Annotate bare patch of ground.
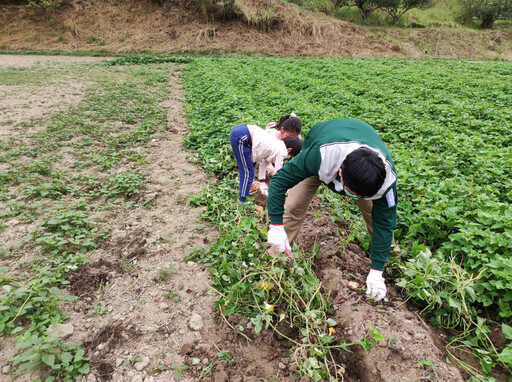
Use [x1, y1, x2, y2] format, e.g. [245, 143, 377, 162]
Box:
[0, 55, 105, 68]
[0, 82, 86, 129]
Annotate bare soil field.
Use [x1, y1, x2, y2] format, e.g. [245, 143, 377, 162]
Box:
[0, 55, 508, 382]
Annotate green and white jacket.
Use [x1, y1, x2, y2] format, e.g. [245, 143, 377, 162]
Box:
[268, 119, 397, 271]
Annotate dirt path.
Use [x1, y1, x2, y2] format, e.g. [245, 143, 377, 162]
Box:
[0, 55, 106, 68]
[0, 54, 480, 382]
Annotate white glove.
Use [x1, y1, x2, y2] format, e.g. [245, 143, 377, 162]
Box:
[260, 182, 268, 196]
[366, 269, 386, 301]
[267, 224, 291, 253]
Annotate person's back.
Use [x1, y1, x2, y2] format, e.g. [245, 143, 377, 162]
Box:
[249, 125, 288, 164]
[303, 119, 392, 161]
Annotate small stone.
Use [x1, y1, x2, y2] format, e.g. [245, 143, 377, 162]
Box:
[142, 325, 159, 333]
[131, 375, 144, 382]
[2, 365, 11, 374]
[278, 362, 286, 370]
[116, 358, 124, 367]
[189, 313, 204, 331]
[347, 281, 359, 289]
[214, 371, 229, 382]
[47, 323, 74, 339]
[159, 302, 169, 310]
[379, 340, 388, 347]
[202, 358, 209, 365]
[134, 356, 150, 371]
[87, 374, 97, 382]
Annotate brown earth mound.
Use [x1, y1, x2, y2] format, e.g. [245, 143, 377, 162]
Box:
[0, 0, 511, 60]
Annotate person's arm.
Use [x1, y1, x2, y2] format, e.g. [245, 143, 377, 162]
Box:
[369, 185, 397, 271]
[363, 185, 397, 301]
[266, 163, 276, 176]
[258, 159, 270, 181]
[268, 146, 321, 224]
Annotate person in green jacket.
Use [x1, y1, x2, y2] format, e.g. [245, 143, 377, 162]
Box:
[266, 119, 397, 301]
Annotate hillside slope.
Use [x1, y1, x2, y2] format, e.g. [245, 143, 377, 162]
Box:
[0, 0, 511, 60]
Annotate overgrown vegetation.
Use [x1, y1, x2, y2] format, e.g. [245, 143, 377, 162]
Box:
[181, 56, 511, 379]
[0, 61, 171, 379]
[15, 0, 512, 29]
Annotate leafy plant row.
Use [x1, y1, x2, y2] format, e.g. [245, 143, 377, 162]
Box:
[181, 56, 512, 378]
[186, 175, 386, 381]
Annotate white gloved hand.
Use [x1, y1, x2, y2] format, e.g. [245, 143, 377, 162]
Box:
[366, 269, 386, 301]
[260, 182, 268, 197]
[267, 224, 291, 253]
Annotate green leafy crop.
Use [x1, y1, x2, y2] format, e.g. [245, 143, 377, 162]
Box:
[182, 56, 512, 378]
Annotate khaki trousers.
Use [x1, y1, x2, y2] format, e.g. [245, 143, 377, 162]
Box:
[283, 176, 375, 242]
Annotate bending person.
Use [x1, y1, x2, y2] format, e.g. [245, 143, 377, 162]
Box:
[266, 118, 397, 301]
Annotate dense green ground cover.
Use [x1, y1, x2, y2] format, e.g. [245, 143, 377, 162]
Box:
[182, 56, 512, 377]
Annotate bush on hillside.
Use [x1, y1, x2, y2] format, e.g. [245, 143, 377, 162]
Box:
[26, 0, 64, 10]
[374, 0, 433, 25]
[459, 0, 512, 28]
[347, 0, 380, 22]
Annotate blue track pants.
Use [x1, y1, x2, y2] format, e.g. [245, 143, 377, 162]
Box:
[230, 124, 254, 203]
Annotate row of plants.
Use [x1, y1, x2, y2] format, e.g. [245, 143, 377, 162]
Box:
[181, 56, 511, 379]
[185, 175, 387, 380]
[0, 61, 172, 380]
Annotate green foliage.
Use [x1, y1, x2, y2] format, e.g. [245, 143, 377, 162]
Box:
[348, 0, 380, 22]
[182, 56, 512, 378]
[98, 171, 147, 199]
[186, 180, 382, 379]
[32, 204, 101, 255]
[396, 249, 480, 329]
[459, 0, 512, 28]
[375, 0, 434, 25]
[26, 0, 64, 11]
[155, 265, 177, 283]
[11, 333, 89, 382]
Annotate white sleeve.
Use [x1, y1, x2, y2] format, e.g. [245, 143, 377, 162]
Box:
[272, 154, 284, 175]
[259, 160, 270, 180]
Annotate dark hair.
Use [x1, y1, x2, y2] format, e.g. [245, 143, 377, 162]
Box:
[282, 136, 303, 157]
[273, 115, 302, 135]
[341, 147, 386, 197]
